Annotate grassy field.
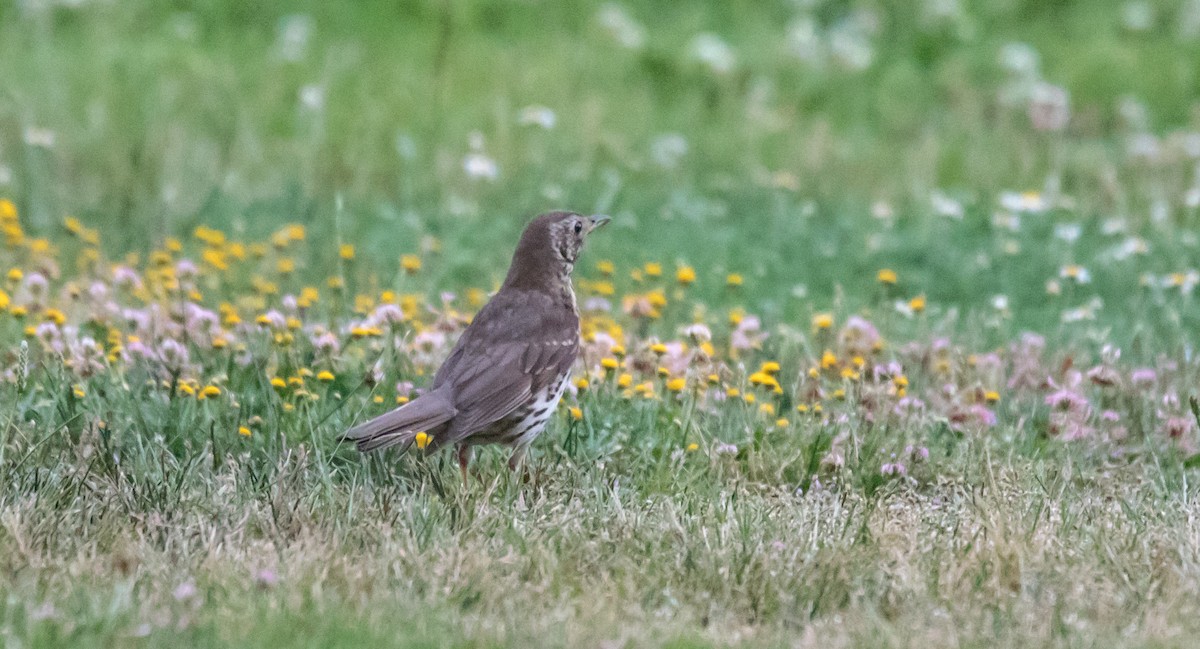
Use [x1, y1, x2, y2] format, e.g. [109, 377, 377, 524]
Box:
[3, 0, 1200, 646]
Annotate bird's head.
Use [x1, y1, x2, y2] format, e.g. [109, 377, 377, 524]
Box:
[504, 211, 610, 287]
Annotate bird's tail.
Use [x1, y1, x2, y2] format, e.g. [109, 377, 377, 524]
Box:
[340, 390, 457, 453]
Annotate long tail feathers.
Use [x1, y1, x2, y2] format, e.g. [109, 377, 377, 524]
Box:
[340, 390, 457, 453]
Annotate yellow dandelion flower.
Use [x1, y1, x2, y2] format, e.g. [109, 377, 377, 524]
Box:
[650, 342, 668, 355]
[238, 426, 251, 437]
[893, 375, 909, 388]
[178, 383, 196, 397]
[0, 289, 8, 310]
[575, 377, 590, 390]
[820, 350, 838, 369]
[657, 366, 670, 378]
[372, 395, 384, 404]
[596, 260, 615, 275]
[339, 244, 355, 260]
[759, 403, 775, 416]
[643, 262, 662, 277]
[832, 388, 846, 400]
[812, 313, 834, 330]
[317, 370, 335, 382]
[590, 280, 615, 296]
[984, 390, 1000, 403]
[707, 373, 720, 385]
[796, 404, 809, 413]
[277, 258, 296, 274]
[909, 295, 926, 313]
[7, 268, 23, 283]
[617, 373, 633, 388]
[743, 393, 756, 404]
[72, 385, 86, 399]
[212, 336, 228, 349]
[282, 403, 295, 412]
[686, 442, 700, 452]
[611, 344, 626, 357]
[43, 308, 66, 326]
[414, 431, 431, 449]
[328, 276, 345, 290]
[812, 404, 823, 413]
[877, 268, 898, 285]
[840, 367, 860, 381]
[568, 406, 583, 421]
[0, 199, 15, 221]
[666, 377, 687, 392]
[726, 273, 743, 287]
[270, 377, 287, 390]
[400, 254, 422, 273]
[760, 361, 781, 374]
[396, 395, 410, 405]
[726, 387, 740, 398]
[676, 266, 696, 285]
[775, 418, 789, 428]
[601, 357, 620, 370]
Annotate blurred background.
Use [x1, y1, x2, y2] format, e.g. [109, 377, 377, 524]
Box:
[1, 0, 1198, 337]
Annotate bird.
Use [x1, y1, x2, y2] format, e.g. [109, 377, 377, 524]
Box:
[340, 210, 610, 478]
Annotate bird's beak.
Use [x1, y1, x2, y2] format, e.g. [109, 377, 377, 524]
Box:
[589, 214, 612, 230]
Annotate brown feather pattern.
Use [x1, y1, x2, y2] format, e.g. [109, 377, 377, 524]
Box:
[340, 211, 606, 469]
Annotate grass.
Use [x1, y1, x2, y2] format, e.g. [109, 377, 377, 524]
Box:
[3, 0, 1200, 646]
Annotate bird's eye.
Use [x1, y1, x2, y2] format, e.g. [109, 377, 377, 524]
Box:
[573, 221, 583, 235]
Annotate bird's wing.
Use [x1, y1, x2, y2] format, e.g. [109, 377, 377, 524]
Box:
[425, 292, 579, 449]
[435, 341, 534, 444]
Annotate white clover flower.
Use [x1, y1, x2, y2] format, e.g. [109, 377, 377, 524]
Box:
[596, 4, 645, 50]
[690, 33, 736, 75]
[463, 153, 498, 181]
[517, 105, 557, 129]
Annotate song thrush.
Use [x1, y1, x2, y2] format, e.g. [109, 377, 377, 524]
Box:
[341, 211, 610, 476]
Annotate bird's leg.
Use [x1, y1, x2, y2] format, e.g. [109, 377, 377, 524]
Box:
[508, 445, 532, 483]
[457, 445, 474, 487]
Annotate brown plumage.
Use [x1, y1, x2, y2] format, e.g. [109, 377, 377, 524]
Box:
[340, 211, 609, 474]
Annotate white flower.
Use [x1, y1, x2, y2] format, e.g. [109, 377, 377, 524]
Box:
[930, 190, 964, 219]
[1053, 223, 1082, 243]
[1028, 82, 1069, 132]
[1121, 1, 1154, 31]
[1059, 265, 1091, 284]
[998, 42, 1040, 78]
[787, 17, 825, 65]
[999, 190, 1048, 214]
[650, 133, 688, 169]
[463, 153, 498, 181]
[829, 24, 873, 71]
[299, 84, 324, 111]
[596, 4, 645, 50]
[23, 127, 56, 148]
[690, 33, 736, 75]
[517, 105, 557, 129]
[275, 14, 314, 62]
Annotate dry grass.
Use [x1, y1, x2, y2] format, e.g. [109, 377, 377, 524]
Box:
[3, 438, 1199, 648]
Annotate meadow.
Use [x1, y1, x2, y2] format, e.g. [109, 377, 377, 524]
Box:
[2, 0, 1200, 646]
